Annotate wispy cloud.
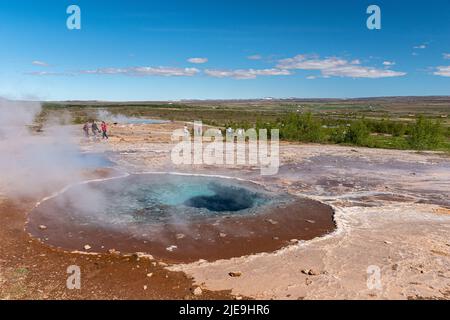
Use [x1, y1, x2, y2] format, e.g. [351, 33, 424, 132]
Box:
[247, 54, 262, 60]
[32, 60, 49, 67]
[382, 61, 396, 66]
[27, 66, 200, 77]
[443, 53, 450, 60]
[187, 57, 208, 64]
[413, 44, 427, 49]
[277, 55, 406, 78]
[25, 71, 72, 76]
[204, 68, 291, 79]
[433, 66, 450, 77]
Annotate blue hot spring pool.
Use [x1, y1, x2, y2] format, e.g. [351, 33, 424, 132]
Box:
[27, 173, 335, 262]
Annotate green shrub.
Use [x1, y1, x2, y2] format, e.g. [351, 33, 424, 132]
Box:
[344, 120, 370, 145]
[279, 112, 324, 142]
[329, 126, 347, 143]
[407, 115, 444, 150]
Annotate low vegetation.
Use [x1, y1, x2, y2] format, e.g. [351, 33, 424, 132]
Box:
[40, 99, 450, 152]
[223, 112, 449, 151]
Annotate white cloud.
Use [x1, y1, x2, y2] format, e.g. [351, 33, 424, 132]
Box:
[443, 53, 450, 60]
[25, 71, 72, 76]
[433, 66, 450, 77]
[81, 66, 200, 77]
[187, 57, 208, 64]
[204, 68, 291, 79]
[414, 44, 427, 49]
[27, 66, 200, 77]
[277, 55, 406, 78]
[32, 60, 49, 67]
[383, 61, 396, 66]
[247, 54, 262, 60]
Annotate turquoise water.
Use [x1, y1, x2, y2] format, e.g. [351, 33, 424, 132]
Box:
[58, 174, 289, 228]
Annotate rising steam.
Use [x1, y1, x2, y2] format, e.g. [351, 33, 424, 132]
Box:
[0, 98, 101, 199]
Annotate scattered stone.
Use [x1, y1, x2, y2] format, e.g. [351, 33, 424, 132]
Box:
[392, 264, 399, 271]
[38, 225, 47, 230]
[301, 269, 319, 276]
[305, 219, 315, 224]
[176, 233, 185, 239]
[384, 240, 392, 245]
[147, 273, 153, 278]
[133, 252, 154, 260]
[308, 269, 319, 276]
[305, 278, 312, 286]
[228, 271, 242, 277]
[265, 219, 278, 225]
[235, 296, 243, 300]
[219, 233, 227, 238]
[290, 239, 299, 243]
[166, 245, 177, 252]
[84, 245, 91, 250]
[143, 285, 147, 290]
[159, 262, 168, 267]
[192, 287, 203, 296]
[273, 236, 279, 240]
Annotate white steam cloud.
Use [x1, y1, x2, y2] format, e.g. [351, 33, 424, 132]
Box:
[0, 98, 103, 199]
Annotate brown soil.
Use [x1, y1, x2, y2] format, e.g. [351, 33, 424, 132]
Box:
[0, 199, 234, 300]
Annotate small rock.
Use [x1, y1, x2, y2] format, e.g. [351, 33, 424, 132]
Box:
[166, 245, 177, 252]
[290, 239, 299, 243]
[265, 219, 278, 225]
[305, 278, 312, 286]
[235, 296, 243, 300]
[192, 287, 203, 296]
[147, 273, 153, 278]
[301, 269, 319, 276]
[384, 240, 392, 245]
[84, 245, 91, 250]
[305, 219, 316, 224]
[143, 285, 147, 290]
[308, 269, 319, 276]
[219, 233, 227, 238]
[176, 233, 185, 239]
[228, 271, 242, 277]
[38, 225, 47, 230]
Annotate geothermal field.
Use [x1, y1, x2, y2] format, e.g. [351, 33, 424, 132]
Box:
[0, 98, 449, 300]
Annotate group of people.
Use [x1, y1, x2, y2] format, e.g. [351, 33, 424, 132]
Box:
[83, 121, 108, 140]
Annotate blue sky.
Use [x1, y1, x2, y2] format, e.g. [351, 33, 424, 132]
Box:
[0, 0, 449, 101]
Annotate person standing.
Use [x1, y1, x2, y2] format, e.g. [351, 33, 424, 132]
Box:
[101, 121, 109, 140]
[82, 122, 90, 138]
[91, 121, 99, 139]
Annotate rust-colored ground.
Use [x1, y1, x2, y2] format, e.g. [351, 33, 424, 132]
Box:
[0, 173, 237, 300]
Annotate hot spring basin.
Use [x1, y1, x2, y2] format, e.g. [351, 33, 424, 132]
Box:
[27, 174, 335, 262]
